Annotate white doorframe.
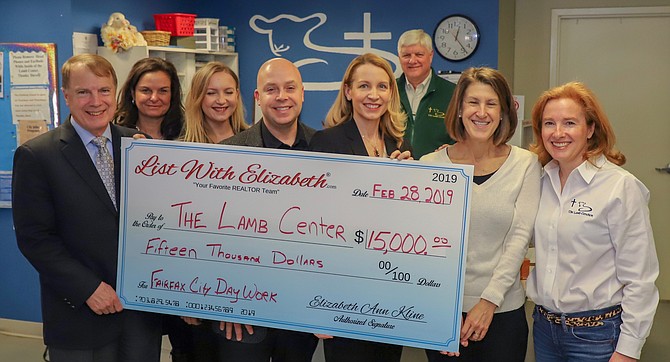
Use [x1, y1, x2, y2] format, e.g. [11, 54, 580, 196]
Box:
[550, 6, 670, 86]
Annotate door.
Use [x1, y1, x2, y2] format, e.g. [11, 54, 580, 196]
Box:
[551, 7, 670, 299]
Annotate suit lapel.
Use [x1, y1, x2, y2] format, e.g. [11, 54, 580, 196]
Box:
[60, 119, 117, 214]
[343, 120, 368, 156]
[249, 121, 265, 147]
[383, 135, 398, 155]
[111, 124, 125, 211]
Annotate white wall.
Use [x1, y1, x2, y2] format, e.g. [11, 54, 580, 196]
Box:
[513, 0, 670, 300]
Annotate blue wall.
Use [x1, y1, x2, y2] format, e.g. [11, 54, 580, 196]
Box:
[65, 0, 500, 128]
[225, 0, 499, 128]
[0, 0, 73, 174]
[0, 0, 73, 322]
[0, 0, 499, 322]
[0, 0, 199, 323]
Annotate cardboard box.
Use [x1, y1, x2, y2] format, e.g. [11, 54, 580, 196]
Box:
[170, 36, 195, 49]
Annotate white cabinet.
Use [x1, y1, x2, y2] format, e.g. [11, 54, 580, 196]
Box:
[97, 46, 238, 96]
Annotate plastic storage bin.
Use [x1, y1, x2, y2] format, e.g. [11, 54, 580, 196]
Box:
[195, 18, 220, 51]
[195, 18, 219, 28]
[154, 13, 196, 36]
[220, 26, 236, 52]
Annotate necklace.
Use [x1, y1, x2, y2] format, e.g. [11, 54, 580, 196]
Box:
[361, 134, 382, 157]
[135, 125, 163, 140]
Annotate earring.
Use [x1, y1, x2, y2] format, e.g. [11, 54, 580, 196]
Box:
[132, 99, 135, 105]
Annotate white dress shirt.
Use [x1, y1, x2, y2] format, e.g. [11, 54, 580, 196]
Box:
[404, 70, 432, 117]
[526, 155, 659, 359]
[70, 116, 114, 164]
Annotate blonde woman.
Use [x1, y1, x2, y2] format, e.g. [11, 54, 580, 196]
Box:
[309, 53, 410, 362]
[310, 53, 410, 160]
[181, 62, 248, 143]
[180, 61, 249, 361]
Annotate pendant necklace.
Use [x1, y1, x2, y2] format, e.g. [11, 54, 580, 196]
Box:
[136, 125, 162, 140]
[362, 134, 381, 157]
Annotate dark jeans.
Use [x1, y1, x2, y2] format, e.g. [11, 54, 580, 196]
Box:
[532, 305, 622, 362]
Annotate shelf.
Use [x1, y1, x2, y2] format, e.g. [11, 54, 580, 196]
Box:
[147, 46, 234, 56]
[98, 46, 238, 97]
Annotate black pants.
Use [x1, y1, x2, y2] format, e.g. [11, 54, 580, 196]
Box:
[323, 337, 403, 362]
[217, 328, 319, 362]
[425, 305, 528, 362]
[49, 310, 162, 362]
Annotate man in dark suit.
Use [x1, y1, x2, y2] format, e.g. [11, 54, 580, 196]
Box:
[12, 54, 162, 362]
[216, 58, 318, 362]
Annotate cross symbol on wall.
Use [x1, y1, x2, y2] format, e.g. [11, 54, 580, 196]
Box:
[344, 12, 391, 50]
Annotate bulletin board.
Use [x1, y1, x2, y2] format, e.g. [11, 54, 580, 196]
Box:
[0, 43, 59, 207]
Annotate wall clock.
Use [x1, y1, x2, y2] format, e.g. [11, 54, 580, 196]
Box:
[433, 15, 480, 61]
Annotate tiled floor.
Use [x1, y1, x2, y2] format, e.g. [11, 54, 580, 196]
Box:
[1, 301, 668, 361]
[0, 331, 46, 361]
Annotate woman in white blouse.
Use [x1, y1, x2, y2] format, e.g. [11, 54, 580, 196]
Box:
[421, 67, 541, 361]
[526, 81, 659, 362]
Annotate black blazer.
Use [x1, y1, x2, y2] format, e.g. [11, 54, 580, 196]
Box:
[12, 118, 139, 349]
[309, 118, 411, 156]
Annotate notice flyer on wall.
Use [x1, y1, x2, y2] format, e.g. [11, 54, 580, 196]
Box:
[10, 87, 50, 124]
[0, 171, 11, 208]
[9, 50, 48, 86]
[17, 119, 48, 146]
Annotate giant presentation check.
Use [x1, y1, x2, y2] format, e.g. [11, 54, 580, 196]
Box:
[118, 138, 473, 352]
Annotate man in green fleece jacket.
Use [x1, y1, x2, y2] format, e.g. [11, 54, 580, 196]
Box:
[397, 29, 456, 158]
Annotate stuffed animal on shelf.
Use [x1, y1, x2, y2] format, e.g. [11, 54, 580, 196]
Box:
[101, 12, 147, 52]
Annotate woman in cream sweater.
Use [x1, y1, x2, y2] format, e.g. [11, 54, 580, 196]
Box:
[421, 67, 540, 362]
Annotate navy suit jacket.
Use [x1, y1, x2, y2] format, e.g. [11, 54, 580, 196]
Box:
[12, 118, 139, 349]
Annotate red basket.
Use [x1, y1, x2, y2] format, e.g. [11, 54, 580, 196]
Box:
[153, 13, 196, 36]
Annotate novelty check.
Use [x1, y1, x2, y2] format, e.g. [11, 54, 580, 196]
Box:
[117, 138, 473, 352]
